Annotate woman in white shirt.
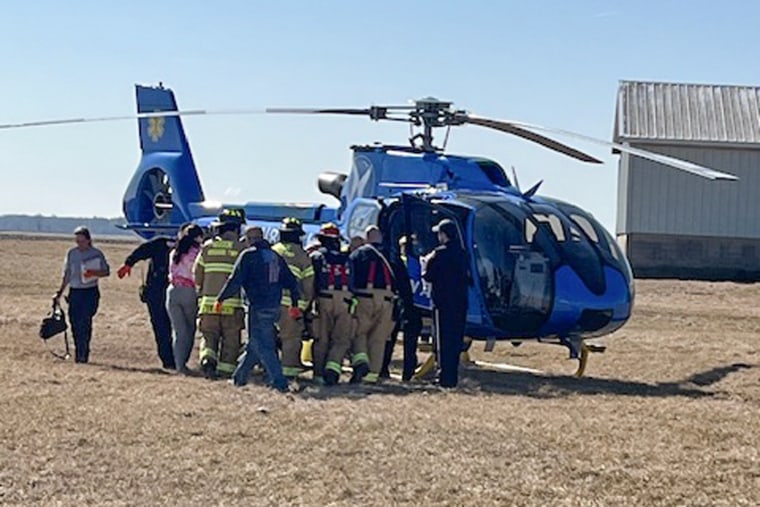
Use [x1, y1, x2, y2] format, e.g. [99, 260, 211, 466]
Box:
[54, 226, 110, 363]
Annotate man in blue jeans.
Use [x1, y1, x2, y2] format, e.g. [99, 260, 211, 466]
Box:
[216, 227, 302, 391]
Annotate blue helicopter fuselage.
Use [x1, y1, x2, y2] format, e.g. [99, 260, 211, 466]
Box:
[123, 84, 634, 344]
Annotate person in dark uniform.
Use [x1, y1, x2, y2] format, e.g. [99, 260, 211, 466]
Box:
[422, 219, 469, 388]
[116, 230, 183, 369]
[380, 236, 421, 381]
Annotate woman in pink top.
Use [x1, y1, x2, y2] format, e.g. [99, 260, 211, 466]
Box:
[167, 225, 204, 374]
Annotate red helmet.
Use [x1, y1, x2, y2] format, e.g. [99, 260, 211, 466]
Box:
[318, 223, 340, 238]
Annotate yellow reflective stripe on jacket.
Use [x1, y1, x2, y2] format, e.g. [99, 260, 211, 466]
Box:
[280, 294, 308, 310]
[301, 265, 315, 279]
[272, 243, 293, 257]
[199, 295, 244, 307]
[198, 295, 243, 314]
[288, 264, 303, 279]
[202, 262, 235, 274]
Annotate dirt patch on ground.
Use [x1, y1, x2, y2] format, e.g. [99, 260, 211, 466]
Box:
[0, 237, 757, 506]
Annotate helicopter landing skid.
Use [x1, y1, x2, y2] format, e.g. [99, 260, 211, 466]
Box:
[572, 341, 607, 378]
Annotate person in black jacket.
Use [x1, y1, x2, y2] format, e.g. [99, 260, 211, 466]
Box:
[117, 233, 180, 369]
[380, 235, 421, 381]
[422, 219, 469, 388]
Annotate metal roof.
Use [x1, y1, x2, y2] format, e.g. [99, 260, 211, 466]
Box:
[614, 80, 760, 146]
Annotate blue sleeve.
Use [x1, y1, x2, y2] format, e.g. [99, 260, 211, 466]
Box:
[218, 251, 247, 302]
[280, 255, 300, 304]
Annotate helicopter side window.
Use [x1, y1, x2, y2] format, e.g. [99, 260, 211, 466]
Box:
[407, 206, 445, 257]
[385, 200, 461, 261]
[471, 204, 522, 309]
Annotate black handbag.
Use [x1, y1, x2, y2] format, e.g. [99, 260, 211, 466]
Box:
[39, 300, 71, 359]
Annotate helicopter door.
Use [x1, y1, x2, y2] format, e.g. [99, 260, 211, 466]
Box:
[382, 194, 469, 311]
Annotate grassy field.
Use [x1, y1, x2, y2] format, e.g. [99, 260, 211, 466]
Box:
[0, 237, 758, 506]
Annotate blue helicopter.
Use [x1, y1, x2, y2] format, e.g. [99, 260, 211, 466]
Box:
[117, 84, 739, 376]
[4, 83, 735, 376]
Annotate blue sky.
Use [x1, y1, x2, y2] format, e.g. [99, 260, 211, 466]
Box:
[1, 0, 758, 231]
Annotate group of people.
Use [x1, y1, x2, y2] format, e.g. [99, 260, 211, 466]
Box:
[54, 208, 469, 391]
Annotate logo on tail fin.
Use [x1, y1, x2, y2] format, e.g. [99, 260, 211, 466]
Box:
[148, 117, 165, 142]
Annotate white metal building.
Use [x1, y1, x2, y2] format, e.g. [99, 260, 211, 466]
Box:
[614, 80, 760, 280]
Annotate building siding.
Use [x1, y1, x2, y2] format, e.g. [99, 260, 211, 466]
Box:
[619, 144, 760, 239]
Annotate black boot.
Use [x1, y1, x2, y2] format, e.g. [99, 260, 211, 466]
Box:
[201, 358, 218, 380]
[350, 363, 369, 384]
[324, 370, 339, 386]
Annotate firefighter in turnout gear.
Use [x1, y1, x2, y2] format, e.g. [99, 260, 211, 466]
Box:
[310, 223, 355, 385]
[348, 225, 398, 384]
[195, 208, 247, 378]
[271, 217, 314, 379]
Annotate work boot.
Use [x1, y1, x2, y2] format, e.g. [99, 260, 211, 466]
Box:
[349, 363, 369, 384]
[324, 370, 339, 386]
[201, 358, 218, 380]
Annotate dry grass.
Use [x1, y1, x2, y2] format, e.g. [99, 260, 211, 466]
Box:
[0, 237, 758, 506]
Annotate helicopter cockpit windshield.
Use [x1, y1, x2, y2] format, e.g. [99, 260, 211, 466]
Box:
[459, 195, 632, 336]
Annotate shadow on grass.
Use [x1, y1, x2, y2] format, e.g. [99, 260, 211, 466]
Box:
[90, 362, 175, 377]
[464, 368, 711, 399]
[298, 361, 757, 401]
[85, 360, 755, 401]
[684, 363, 754, 387]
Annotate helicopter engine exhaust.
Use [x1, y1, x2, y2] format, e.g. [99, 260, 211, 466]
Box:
[318, 172, 347, 200]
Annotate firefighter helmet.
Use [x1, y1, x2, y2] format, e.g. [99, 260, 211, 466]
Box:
[280, 217, 304, 234]
[318, 222, 340, 238]
[212, 208, 246, 227]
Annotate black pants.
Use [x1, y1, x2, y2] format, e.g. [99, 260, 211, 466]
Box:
[381, 309, 422, 380]
[434, 306, 466, 388]
[145, 285, 175, 369]
[68, 287, 100, 363]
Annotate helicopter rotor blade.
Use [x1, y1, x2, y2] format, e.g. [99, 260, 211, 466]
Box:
[463, 115, 603, 164]
[266, 107, 372, 115]
[267, 105, 416, 122]
[0, 108, 267, 131]
[500, 119, 739, 181]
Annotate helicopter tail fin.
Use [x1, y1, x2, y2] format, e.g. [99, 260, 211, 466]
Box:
[136, 83, 195, 154]
[122, 84, 206, 238]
